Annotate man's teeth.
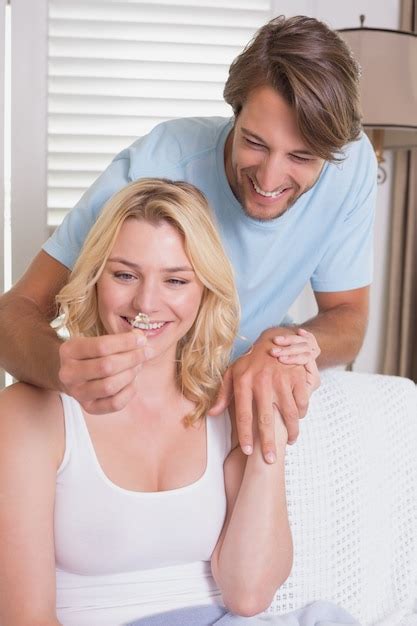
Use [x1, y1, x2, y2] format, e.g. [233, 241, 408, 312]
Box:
[130, 320, 165, 330]
[251, 179, 285, 198]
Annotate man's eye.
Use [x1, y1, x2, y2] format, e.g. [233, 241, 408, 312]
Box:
[292, 154, 312, 163]
[244, 137, 264, 149]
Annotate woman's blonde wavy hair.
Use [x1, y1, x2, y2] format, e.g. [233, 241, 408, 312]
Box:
[56, 178, 240, 425]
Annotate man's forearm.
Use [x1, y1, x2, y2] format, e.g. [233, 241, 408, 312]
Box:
[0, 292, 63, 389]
[299, 303, 367, 368]
[259, 304, 367, 369]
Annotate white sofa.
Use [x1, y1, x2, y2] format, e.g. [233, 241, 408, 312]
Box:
[267, 370, 417, 626]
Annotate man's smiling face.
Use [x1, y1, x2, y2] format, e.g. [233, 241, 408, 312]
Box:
[224, 85, 325, 221]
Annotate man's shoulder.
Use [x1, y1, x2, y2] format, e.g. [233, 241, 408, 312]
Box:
[343, 131, 376, 164]
[127, 116, 231, 176]
[319, 132, 377, 193]
[152, 115, 230, 140]
[333, 132, 377, 176]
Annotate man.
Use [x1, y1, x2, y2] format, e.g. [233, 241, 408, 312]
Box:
[0, 16, 376, 463]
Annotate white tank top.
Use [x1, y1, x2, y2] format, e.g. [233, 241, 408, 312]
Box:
[55, 393, 231, 626]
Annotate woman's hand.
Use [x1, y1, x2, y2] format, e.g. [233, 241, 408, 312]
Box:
[269, 327, 321, 395]
[269, 328, 321, 365]
[58, 331, 154, 413]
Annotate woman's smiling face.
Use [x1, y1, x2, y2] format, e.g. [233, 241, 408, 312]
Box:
[96, 218, 204, 362]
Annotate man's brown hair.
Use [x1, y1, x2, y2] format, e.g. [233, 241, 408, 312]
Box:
[223, 15, 362, 161]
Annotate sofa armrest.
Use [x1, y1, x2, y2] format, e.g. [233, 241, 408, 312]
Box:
[268, 370, 417, 626]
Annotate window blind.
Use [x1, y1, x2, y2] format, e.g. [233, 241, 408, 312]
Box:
[47, 0, 272, 228]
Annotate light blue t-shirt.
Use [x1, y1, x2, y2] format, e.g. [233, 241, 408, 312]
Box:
[43, 117, 377, 357]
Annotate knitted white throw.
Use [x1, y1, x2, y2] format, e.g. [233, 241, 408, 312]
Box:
[267, 371, 417, 626]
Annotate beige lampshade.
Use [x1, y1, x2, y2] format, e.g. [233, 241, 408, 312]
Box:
[339, 27, 417, 150]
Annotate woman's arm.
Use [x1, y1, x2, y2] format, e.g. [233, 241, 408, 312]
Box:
[211, 407, 292, 617]
[0, 383, 64, 626]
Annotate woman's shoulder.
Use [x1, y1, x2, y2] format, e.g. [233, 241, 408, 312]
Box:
[0, 383, 64, 465]
[0, 381, 61, 417]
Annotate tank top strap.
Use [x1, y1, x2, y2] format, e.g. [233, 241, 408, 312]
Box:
[57, 393, 98, 476]
[206, 410, 232, 467]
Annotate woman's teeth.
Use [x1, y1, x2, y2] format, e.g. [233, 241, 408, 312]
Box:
[126, 312, 165, 330]
[130, 319, 165, 330]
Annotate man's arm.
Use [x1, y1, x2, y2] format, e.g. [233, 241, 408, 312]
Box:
[304, 287, 369, 366]
[0, 251, 69, 388]
[271, 286, 369, 368]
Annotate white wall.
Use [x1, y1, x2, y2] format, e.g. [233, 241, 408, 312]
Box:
[10, 0, 48, 284]
[279, 0, 401, 373]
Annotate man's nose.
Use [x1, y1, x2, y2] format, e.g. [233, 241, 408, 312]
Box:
[256, 155, 288, 192]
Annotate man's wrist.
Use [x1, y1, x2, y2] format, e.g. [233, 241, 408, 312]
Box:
[257, 325, 298, 343]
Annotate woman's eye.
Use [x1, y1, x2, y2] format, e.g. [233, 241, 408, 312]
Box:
[167, 278, 187, 286]
[114, 272, 135, 281]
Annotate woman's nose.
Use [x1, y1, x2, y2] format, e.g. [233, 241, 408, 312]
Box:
[132, 280, 160, 315]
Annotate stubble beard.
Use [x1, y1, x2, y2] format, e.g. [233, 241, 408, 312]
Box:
[239, 173, 320, 222]
[240, 179, 301, 222]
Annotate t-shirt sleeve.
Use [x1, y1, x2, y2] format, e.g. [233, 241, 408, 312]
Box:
[310, 140, 377, 292]
[42, 153, 131, 270]
[42, 120, 184, 270]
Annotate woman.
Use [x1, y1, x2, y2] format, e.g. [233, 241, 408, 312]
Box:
[0, 179, 354, 626]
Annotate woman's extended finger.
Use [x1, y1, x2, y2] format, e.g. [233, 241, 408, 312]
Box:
[270, 342, 310, 357]
[297, 328, 321, 356]
[272, 335, 306, 346]
[278, 353, 311, 365]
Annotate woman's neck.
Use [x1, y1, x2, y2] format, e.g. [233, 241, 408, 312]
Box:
[130, 353, 186, 414]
